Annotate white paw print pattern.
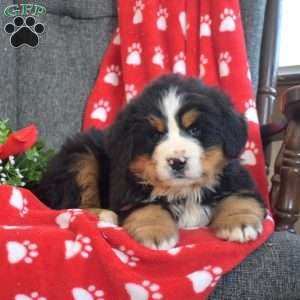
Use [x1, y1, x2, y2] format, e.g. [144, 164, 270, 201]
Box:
[7, 240, 38, 264]
[113, 27, 121, 45]
[125, 280, 163, 300]
[112, 245, 140, 267]
[245, 99, 259, 124]
[187, 265, 223, 294]
[179, 11, 189, 37]
[219, 8, 237, 32]
[55, 209, 83, 229]
[125, 84, 137, 102]
[90, 100, 111, 123]
[156, 7, 168, 31]
[72, 285, 105, 300]
[104, 65, 121, 86]
[240, 141, 259, 166]
[65, 234, 93, 259]
[199, 54, 208, 79]
[9, 187, 29, 217]
[173, 51, 186, 75]
[126, 43, 142, 66]
[133, 0, 144, 24]
[199, 15, 212, 37]
[218, 51, 232, 77]
[15, 291, 47, 300]
[152, 46, 164, 68]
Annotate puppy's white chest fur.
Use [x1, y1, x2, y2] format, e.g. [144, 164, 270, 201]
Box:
[177, 200, 212, 228]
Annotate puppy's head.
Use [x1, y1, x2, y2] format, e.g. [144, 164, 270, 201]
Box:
[113, 74, 247, 200]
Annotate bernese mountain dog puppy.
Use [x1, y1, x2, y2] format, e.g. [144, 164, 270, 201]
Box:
[36, 74, 265, 250]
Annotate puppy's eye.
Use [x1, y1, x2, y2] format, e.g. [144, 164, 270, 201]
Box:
[188, 126, 201, 137]
[153, 131, 163, 140]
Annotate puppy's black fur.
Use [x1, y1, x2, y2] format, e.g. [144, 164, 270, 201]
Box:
[36, 74, 264, 227]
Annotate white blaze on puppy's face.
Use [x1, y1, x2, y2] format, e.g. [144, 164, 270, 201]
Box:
[153, 88, 204, 185]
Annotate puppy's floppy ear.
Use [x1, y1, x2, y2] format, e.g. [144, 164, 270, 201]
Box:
[222, 109, 248, 159]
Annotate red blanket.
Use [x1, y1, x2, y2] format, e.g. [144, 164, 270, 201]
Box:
[0, 185, 273, 299]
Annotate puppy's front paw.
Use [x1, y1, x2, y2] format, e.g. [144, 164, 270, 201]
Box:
[211, 215, 263, 242]
[128, 224, 178, 250]
[210, 194, 265, 243]
[123, 205, 178, 250]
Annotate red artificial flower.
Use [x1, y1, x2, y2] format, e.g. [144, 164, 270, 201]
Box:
[0, 124, 38, 160]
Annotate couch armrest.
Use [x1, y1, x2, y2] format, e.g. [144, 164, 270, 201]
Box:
[270, 85, 300, 231]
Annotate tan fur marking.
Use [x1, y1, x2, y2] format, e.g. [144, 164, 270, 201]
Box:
[73, 153, 100, 208]
[182, 110, 200, 128]
[123, 205, 178, 248]
[201, 147, 227, 185]
[210, 195, 265, 240]
[148, 114, 165, 133]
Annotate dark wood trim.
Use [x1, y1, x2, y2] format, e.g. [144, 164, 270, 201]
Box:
[257, 0, 283, 125]
[256, 0, 283, 171]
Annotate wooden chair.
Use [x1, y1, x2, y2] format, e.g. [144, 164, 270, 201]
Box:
[257, 0, 300, 232]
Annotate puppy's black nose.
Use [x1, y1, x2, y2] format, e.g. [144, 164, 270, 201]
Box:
[167, 158, 187, 172]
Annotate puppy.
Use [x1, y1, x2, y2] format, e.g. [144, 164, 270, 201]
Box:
[36, 74, 265, 250]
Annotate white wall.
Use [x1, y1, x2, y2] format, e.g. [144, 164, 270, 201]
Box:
[279, 0, 300, 67]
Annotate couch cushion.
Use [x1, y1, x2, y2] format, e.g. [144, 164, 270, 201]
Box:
[240, 0, 267, 94]
[16, 13, 117, 148]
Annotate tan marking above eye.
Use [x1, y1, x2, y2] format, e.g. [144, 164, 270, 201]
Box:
[182, 110, 200, 128]
[148, 114, 166, 133]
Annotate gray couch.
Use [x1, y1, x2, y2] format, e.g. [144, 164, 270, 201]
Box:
[1, 1, 300, 299]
